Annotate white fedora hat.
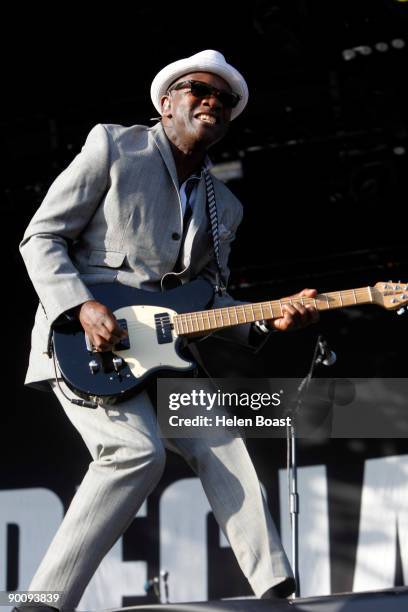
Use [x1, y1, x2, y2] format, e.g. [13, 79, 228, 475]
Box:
[150, 49, 249, 121]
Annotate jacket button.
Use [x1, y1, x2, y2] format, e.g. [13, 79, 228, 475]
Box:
[172, 232, 181, 240]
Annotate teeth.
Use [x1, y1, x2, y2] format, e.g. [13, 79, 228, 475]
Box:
[197, 114, 216, 124]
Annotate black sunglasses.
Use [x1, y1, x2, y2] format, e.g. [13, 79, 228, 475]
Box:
[168, 79, 240, 109]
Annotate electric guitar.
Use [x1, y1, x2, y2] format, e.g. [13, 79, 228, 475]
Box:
[52, 279, 408, 402]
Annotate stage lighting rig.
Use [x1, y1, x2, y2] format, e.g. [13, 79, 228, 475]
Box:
[342, 38, 405, 61]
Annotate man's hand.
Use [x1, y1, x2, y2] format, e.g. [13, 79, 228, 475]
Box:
[78, 300, 128, 351]
[270, 288, 319, 332]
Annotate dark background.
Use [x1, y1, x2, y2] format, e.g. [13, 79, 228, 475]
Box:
[3, 0, 408, 603]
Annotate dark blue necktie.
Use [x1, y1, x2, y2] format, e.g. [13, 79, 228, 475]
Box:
[173, 178, 197, 272]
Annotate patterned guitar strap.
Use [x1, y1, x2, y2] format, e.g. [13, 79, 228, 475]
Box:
[202, 167, 226, 296]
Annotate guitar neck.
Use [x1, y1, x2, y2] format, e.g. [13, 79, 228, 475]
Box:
[173, 286, 375, 336]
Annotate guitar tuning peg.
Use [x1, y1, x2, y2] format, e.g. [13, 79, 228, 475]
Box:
[397, 307, 406, 316]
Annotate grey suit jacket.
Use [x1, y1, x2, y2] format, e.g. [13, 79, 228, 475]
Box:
[20, 122, 247, 389]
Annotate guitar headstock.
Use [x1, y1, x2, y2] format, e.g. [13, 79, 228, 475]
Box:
[373, 281, 408, 312]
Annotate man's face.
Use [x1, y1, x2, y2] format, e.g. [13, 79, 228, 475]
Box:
[161, 72, 233, 149]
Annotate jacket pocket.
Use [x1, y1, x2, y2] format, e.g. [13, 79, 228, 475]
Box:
[88, 250, 126, 268]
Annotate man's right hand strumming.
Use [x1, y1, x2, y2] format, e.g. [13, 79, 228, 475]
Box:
[78, 300, 128, 351]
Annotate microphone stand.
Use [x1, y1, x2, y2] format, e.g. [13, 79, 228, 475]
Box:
[144, 570, 169, 603]
[287, 334, 335, 598]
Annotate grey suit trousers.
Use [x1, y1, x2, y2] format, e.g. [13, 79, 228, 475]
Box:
[28, 383, 293, 609]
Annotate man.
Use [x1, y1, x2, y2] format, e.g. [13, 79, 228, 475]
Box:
[19, 50, 318, 609]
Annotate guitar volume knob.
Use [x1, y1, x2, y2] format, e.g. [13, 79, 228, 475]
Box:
[112, 356, 124, 371]
[89, 359, 100, 374]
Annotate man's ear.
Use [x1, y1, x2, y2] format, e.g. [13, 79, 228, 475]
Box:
[160, 95, 172, 117]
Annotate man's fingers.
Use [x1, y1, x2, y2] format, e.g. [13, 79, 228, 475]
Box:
[281, 302, 318, 330]
[274, 288, 320, 332]
[101, 324, 125, 345]
[102, 316, 128, 340]
[87, 333, 114, 352]
[281, 305, 298, 330]
[89, 321, 115, 344]
[79, 302, 126, 339]
[86, 320, 126, 351]
[298, 288, 318, 298]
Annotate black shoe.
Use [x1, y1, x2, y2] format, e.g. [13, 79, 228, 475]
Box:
[260, 577, 296, 599]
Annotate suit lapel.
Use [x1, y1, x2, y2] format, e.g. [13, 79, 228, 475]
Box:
[150, 123, 179, 193]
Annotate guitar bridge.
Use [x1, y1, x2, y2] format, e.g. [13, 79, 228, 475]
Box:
[155, 312, 172, 344]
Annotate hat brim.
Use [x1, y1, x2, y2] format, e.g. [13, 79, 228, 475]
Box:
[150, 56, 248, 121]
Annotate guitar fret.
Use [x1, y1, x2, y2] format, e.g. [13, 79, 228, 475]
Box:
[242, 305, 248, 323]
[218, 309, 223, 326]
[192, 313, 199, 332]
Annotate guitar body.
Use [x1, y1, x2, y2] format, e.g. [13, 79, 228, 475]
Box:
[52, 279, 214, 402]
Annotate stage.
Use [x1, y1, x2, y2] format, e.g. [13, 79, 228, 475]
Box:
[104, 586, 408, 611]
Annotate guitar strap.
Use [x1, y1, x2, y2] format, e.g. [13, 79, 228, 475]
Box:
[202, 168, 226, 296]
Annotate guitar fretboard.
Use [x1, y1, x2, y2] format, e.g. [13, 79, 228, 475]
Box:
[173, 286, 374, 336]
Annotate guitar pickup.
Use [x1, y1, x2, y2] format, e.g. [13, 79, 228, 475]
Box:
[155, 312, 172, 344]
[114, 319, 130, 350]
